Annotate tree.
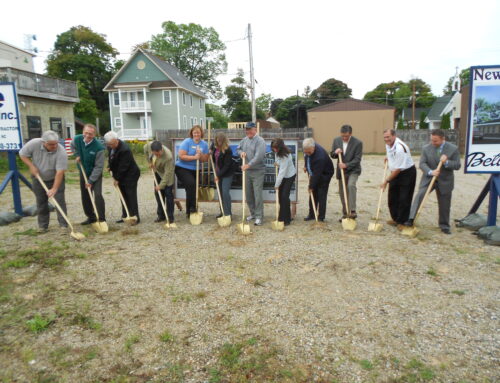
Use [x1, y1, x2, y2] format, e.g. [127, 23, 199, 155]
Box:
[222, 69, 265, 122]
[441, 113, 451, 130]
[150, 21, 227, 99]
[74, 82, 98, 123]
[46, 26, 119, 113]
[363, 81, 404, 106]
[205, 104, 229, 130]
[274, 96, 317, 129]
[270, 98, 284, 117]
[310, 78, 352, 104]
[443, 68, 470, 94]
[256, 93, 272, 116]
[397, 116, 406, 130]
[419, 111, 429, 130]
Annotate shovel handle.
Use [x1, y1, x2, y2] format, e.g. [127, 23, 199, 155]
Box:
[195, 155, 200, 211]
[414, 161, 444, 223]
[209, 156, 225, 216]
[241, 156, 246, 224]
[35, 174, 75, 232]
[152, 169, 171, 225]
[374, 161, 389, 221]
[307, 174, 319, 222]
[275, 165, 280, 220]
[110, 171, 131, 218]
[78, 162, 100, 221]
[338, 153, 350, 213]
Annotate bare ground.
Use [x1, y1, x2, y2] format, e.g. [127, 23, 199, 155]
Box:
[0, 155, 499, 383]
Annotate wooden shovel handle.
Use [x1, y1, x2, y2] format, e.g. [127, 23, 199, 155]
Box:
[275, 165, 280, 220]
[338, 153, 350, 213]
[35, 174, 75, 232]
[241, 156, 246, 224]
[209, 156, 225, 216]
[374, 161, 389, 221]
[307, 174, 319, 222]
[78, 162, 100, 221]
[151, 169, 170, 224]
[414, 160, 444, 222]
[110, 171, 131, 218]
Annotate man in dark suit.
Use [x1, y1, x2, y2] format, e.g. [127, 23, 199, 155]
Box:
[330, 125, 363, 221]
[404, 129, 461, 234]
[104, 131, 141, 224]
[303, 138, 334, 221]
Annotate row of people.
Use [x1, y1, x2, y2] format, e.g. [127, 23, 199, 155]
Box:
[18, 122, 460, 234]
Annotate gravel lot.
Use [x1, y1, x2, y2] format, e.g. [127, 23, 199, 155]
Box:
[0, 155, 498, 383]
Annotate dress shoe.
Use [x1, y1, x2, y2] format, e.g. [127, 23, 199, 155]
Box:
[403, 219, 414, 227]
[80, 218, 95, 225]
[254, 218, 262, 226]
[441, 228, 451, 235]
[349, 211, 357, 219]
[154, 217, 166, 223]
[116, 219, 124, 224]
[304, 216, 315, 221]
[387, 219, 397, 226]
[284, 222, 291, 226]
[246, 215, 254, 222]
[37, 227, 48, 233]
[216, 214, 223, 219]
[338, 215, 347, 223]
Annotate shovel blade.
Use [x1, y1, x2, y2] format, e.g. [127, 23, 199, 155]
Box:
[206, 188, 215, 201]
[165, 222, 177, 229]
[91, 221, 108, 233]
[124, 216, 138, 226]
[70, 231, 85, 240]
[341, 218, 357, 231]
[368, 221, 383, 232]
[271, 220, 285, 231]
[236, 223, 251, 235]
[189, 212, 203, 226]
[217, 215, 231, 227]
[401, 226, 419, 237]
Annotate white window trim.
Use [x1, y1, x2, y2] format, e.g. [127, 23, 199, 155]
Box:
[114, 117, 122, 128]
[162, 90, 172, 105]
[113, 92, 120, 107]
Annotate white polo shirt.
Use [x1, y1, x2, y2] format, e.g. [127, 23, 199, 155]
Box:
[386, 137, 414, 171]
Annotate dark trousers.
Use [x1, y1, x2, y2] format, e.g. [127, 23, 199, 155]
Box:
[410, 183, 452, 230]
[308, 178, 331, 220]
[218, 175, 233, 216]
[175, 166, 197, 214]
[79, 175, 106, 222]
[119, 178, 139, 221]
[154, 172, 174, 222]
[278, 175, 295, 224]
[32, 177, 67, 229]
[388, 165, 416, 224]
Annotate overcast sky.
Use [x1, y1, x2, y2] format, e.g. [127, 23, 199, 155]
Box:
[2, 0, 499, 102]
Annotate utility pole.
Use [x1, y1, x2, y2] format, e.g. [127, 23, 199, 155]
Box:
[411, 82, 416, 129]
[248, 24, 256, 123]
[296, 89, 299, 130]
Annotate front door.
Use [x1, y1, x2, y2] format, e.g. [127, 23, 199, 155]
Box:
[140, 116, 152, 138]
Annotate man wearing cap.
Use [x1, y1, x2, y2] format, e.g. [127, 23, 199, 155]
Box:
[19, 130, 68, 232]
[71, 123, 106, 225]
[330, 124, 363, 221]
[237, 122, 266, 226]
[381, 128, 416, 227]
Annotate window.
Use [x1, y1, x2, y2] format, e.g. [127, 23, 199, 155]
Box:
[194, 117, 198, 126]
[199, 99, 203, 110]
[113, 92, 120, 106]
[182, 92, 186, 106]
[163, 90, 171, 105]
[183, 116, 187, 129]
[114, 117, 122, 128]
[190, 117, 194, 127]
[200, 118, 203, 128]
[50, 118, 63, 138]
[190, 95, 193, 107]
[27, 116, 41, 139]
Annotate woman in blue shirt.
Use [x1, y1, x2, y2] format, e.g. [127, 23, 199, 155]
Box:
[175, 125, 209, 217]
[272, 138, 296, 226]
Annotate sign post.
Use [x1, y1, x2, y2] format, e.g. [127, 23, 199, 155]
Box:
[0, 82, 31, 215]
[465, 65, 500, 225]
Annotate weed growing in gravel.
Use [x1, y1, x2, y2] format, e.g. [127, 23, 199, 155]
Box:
[426, 267, 438, 277]
[26, 314, 54, 333]
[0, 249, 6, 258]
[195, 290, 208, 299]
[14, 228, 41, 236]
[451, 290, 466, 296]
[125, 334, 140, 352]
[159, 330, 175, 343]
[390, 358, 436, 382]
[359, 359, 374, 370]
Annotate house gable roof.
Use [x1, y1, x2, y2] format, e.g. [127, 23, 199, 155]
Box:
[426, 94, 454, 122]
[103, 48, 206, 98]
[308, 98, 395, 112]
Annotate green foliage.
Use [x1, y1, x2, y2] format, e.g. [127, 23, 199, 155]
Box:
[124, 334, 140, 352]
[74, 81, 98, 123]
[150, 21, 227, 99]
[26, 314, 54, 333]
[46, 25, 119, 112]
[1, 241, 79, 269]
[256, 93, 273, 115]
[223, 69, 265, 121]
[125, 140, 146, 155]
[206, 104, 229, 129]
[397, 117, 406, 130]
[363, 81, 404, 106]
[440, 113, 451, 130]
[359, 359, 374, 370]
[159, 330, 174, 343]
[419, 111, 429, 129]
[273, 96, 317, 129]
[426, 267, 438, 277]
[443, 68, 470, 94]
[311, 78, 352, 104]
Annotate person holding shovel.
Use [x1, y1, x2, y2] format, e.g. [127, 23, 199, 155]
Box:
[404, 129, 461, 234]
[303, 138, 334, 222]
[175, 125, 209, 218]
[145, 141, 175, 223]
[71, 123, 106, 226]
[330, 125, 363, 222]
[381, 129, 416, 228]
[237, 122, 267, 226]
[211, 132, 234, 219]
[104, 131, 141, 224]
[272, 138, 296, 226]
[19, 131, 68, 233]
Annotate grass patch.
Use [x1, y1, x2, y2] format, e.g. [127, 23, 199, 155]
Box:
[426, 267, 438, 277]
[159, 330, 174, 343]
[390, 358, 436, 382]
[359, 359, 374, 370]
[125, 334, 140, 352]
[26, 314, 54, 333]
[451, 290, 465, 296]
[14, 228, 41, 236]
[195, 290, 208, 299]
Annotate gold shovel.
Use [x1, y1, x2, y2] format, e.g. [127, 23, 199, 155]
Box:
[198, 161, 208, 201]
[189, 158, 203, 225]
[236, 157, 251, 235]
[78, 163, 108, 233]
[110, 171, 137, 225]
[205, 121, 215, 201]
[35, 174, 85, 240]
[368, 161, 389, 232]
[271, 165, 284, 231]
[401, 161, 443, 238]
[209, 156, 231, 227]
[307, 174, 321, 226]
[338, 153, 356, 231]
[151, 168, 177, 229]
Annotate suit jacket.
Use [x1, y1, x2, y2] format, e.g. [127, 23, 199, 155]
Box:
[211, 144, 234, 179]
[107, 140, 140, 184]
[305, 143, 334, 190]
[418, 141, 461, 194]
[330, 136, 363, 179]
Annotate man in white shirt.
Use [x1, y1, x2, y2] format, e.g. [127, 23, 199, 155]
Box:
[381, 129, 416, 227]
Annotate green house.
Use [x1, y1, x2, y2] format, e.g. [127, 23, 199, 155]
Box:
[103, 48, 206, 140]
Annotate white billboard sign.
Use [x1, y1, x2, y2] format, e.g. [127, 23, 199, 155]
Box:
[0, 83, 22, 151]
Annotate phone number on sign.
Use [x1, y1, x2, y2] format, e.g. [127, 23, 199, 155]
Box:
[0, 143, 21, 150]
